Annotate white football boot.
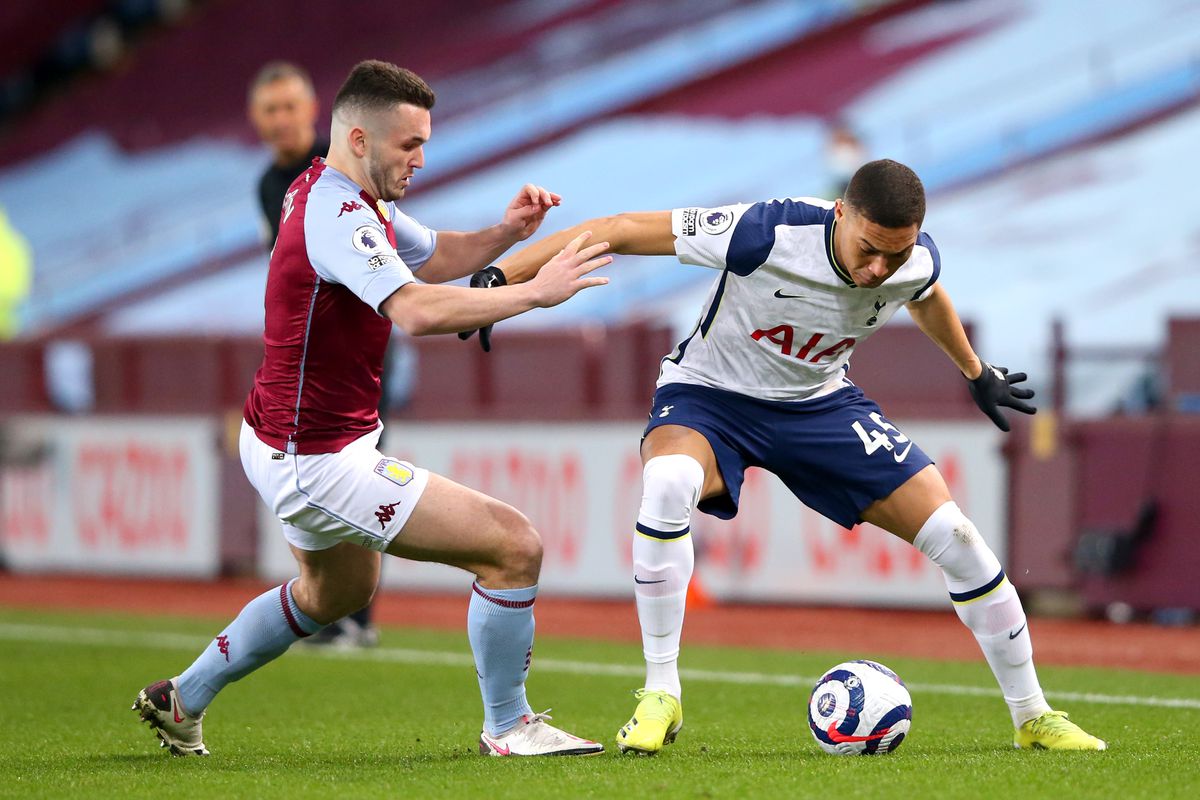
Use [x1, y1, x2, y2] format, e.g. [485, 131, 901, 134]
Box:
[478, 711, 604, 756]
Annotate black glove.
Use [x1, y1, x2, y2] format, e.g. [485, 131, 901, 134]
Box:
[967, 362, 1036, 432]
[457, 266, 507, 352]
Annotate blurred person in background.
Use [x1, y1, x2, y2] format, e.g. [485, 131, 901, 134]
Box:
[824, 118, 867, 198]
[494, 159, 1107, 755]
[134, 60, 611, 758]
[249, 61, 326, 247]
[249, 61, 380, 648]
[0, 205, 32, 340]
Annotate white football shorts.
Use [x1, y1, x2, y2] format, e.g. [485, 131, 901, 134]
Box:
[240, 420, 429, 552]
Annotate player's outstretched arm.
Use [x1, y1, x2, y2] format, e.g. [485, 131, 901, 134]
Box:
[416, 184, 562, 284]
[907, 284, 1035, 431]
[381, 232, 611, 336]
[496, 211, 676, 284]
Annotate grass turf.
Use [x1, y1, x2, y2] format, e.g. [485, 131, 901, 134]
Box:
[1, 607, 1197, 799]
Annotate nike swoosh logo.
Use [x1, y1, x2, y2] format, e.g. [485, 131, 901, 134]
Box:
[825, 721, 891, 744]
[893, 441, 913, 463]
[173, 704, 185, 724]
[488, 740, 511, 755]
[1009, 622, 1027, 640]
[773, 289, 804, 299]
[634, 576, 667, 584]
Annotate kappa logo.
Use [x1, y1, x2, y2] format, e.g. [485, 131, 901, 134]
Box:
[338, 200, 366, 217]
[352, 225, 387, 254]
[375, 458, 415, 486]
[699, 209, 734, 235]
[216, 634, 230, 662]
[375, 500, 402, 529]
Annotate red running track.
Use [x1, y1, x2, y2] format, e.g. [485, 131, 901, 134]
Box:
[1, 573, 1197, 675]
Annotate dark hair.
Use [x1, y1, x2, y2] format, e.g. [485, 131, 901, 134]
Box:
[843, 159, 926, 229]
[248, 61, 314, 103]
[332, 60, 435, 116]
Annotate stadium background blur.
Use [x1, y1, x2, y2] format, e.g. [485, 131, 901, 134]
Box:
[1, 0, 1199, 626]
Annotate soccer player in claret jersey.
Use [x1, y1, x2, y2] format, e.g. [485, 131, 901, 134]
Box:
[132, 60, 612, 758]
[491, 159, 1106, 753]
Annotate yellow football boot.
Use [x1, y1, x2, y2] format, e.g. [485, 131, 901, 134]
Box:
[1014, 710, 1107, 751]
[616, 689, 683, 754]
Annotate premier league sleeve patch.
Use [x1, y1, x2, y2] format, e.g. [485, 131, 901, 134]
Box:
[374, 458, 415, 486]
[352, 225, 388, 254]
[699, 208, 734, 235]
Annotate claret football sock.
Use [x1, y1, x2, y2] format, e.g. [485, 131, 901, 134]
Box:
[914, 501, 1051, 728]
[177, 578, 323, 714]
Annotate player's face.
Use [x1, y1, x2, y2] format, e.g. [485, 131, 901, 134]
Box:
[248, 76, 318, 160]
[833, 200, 919, 289]
[364, 104, 430, 202]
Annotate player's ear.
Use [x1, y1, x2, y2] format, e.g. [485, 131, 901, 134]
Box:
[348, 124, 367, 158]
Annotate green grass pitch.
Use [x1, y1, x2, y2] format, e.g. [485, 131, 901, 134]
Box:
[1, 607, 1197, 799]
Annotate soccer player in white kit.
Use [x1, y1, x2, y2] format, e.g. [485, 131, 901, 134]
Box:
[492, 160, 1106, 753]
[132, 61, 611, 757]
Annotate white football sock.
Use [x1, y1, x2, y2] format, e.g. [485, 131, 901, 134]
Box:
[914, 501, 1051, 728]
[633, 454, 703, 699]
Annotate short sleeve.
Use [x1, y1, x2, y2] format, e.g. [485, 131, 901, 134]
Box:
[671, 204, 754, 270]
[910, 232, 941, 301]
[390, 208, 437, 271]
[304, 199, 416, 315]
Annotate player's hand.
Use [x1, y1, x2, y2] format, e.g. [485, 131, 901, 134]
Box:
[457, 266, 507, 352]
[527, 231, 611, 308]
[500, 183, 562, 242]
[967, 362, 1036, 432]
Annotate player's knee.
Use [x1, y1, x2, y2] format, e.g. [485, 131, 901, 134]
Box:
[491, 503, 542, 582]
[640, 454, 705, 530]
[913, 501, 1002, 586]
[302, 573, 376, 623]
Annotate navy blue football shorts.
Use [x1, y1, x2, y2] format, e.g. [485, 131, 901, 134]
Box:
[642, 382, 934, 529]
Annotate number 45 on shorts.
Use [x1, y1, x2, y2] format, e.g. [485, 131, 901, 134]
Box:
[851, 412, 914, 463]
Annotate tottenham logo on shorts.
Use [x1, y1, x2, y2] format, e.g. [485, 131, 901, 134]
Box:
[699, 209, 734, 235]
[352, 225, 387, 254]
[375, 458, 415, 487]
[680, 208, 699, 236]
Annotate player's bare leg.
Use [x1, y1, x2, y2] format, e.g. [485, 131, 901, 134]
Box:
[616, 425, 725, 754]
[385, 473, 602, 756]
[862, 466, 1105, 750]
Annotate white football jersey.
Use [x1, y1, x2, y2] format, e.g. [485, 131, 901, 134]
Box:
[660, 198, 940, 402]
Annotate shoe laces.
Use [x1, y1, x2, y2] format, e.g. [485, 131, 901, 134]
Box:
[524, 709, 554, 726]
[1028, 710, 1078, 737]
[632, 689, 677, 722]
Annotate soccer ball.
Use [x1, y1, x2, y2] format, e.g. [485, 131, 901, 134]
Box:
[807, 660, 912, 755]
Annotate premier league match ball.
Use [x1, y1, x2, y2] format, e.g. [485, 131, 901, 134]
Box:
[807, 660, 912, 755]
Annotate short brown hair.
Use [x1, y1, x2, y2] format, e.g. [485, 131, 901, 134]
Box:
[844, 159, 926, 229]
[332, 60, 435, 116]
[248, 61, 314, 103]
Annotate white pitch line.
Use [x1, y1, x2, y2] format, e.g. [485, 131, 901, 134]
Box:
[2, 622, 1197, 711]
